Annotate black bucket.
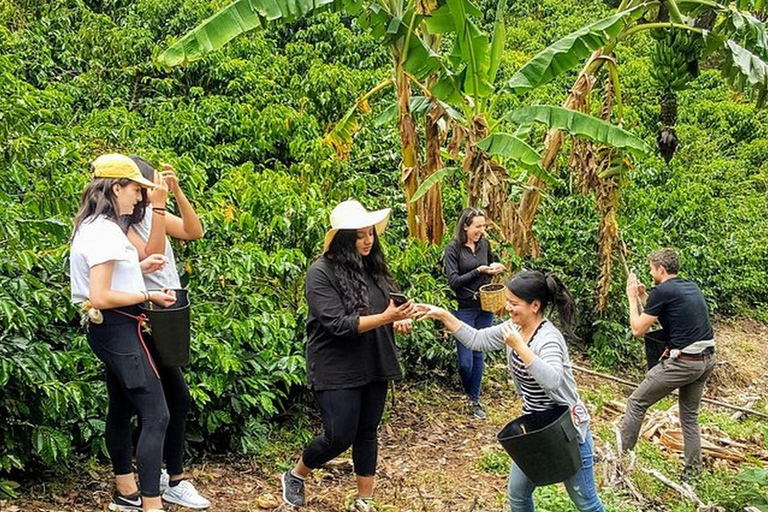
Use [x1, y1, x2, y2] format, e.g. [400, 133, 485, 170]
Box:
[644, 329, 668, 370]
[497, 405, 582, 486]
[139, 289, 190, 367]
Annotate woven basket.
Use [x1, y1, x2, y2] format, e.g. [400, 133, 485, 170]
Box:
[479, 283, 505, 313]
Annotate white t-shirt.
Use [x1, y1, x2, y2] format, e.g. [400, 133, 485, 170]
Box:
[70, 216, 147, 304]
[130, 207, 182, 290]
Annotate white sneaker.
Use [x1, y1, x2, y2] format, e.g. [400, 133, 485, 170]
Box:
[159, 469, 169, 493]
[162, 480, 211, 509]
[349, 498, 376, 512]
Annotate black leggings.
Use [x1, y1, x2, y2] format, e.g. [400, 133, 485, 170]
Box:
[88, 308, 169, 498]
[133, 331, 192, 477]
[156, 365, 191, 476]
[302, 380, 389, 477]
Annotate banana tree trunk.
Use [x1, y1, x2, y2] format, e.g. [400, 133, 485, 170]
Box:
[424, 101, 446, 243]
[512, 53, 604, 257]
[396, 61, 427, 241]
[465, 114, 516, 241]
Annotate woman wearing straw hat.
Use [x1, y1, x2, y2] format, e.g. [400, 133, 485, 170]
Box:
[443, 208, 504, 418]
[125, 157, 209, 509]
[70, 154, 177, 512]
[416, 271, 604, 512]
[281, 200, 416, 511]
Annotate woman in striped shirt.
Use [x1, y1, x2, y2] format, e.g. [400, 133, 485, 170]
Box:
[417, 271, 604, 512]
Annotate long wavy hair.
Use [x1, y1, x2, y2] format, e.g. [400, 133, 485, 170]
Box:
[507, 270, 578, 339]
[73, 177, 140, 234]
[325, 228, 395, 314]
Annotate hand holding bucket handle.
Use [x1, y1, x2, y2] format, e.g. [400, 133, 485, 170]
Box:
[148, 289, 176, 308]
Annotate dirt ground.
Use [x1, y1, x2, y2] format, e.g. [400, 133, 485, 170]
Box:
[4, 319, 768, 512]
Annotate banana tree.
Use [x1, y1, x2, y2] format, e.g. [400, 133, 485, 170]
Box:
[408, 0, 651, 253]
[157, 0, 450, 243]
[499, 0, 768, 309]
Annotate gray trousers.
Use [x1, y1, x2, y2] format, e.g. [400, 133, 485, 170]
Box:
[620, 353, 716, 470]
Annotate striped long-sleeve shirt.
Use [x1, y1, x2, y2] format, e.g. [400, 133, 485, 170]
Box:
[453, 318, 591, 443]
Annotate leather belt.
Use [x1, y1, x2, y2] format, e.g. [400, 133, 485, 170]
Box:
[660, 348, 713, 362]
[676, 352, 711, 361]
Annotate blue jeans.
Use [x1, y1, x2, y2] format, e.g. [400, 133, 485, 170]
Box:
[507, 431, 604, 512]
[455, 308, 494, 402]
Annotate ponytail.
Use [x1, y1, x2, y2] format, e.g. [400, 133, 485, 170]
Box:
[544, 272, 577, 339]
[507, 270, 578, 339]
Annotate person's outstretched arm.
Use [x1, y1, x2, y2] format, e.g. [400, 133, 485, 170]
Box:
[417, 304, 505, 352]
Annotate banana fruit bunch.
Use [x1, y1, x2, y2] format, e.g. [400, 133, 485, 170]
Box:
[650, 29, 701, 92]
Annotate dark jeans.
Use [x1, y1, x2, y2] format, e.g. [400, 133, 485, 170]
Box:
[88, 308, 169, 498]
[302, 380, 389, 476]
[455, 308, 494, 401]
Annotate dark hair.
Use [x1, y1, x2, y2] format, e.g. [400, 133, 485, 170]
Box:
[131, 155, 156, 182]
[648, 248, 680, 274]
[123, 155, 155, 225]
[325, 228, 395, 314]
[73, 177, 137, 234]
[506, 270, 577, 339]
[454, 207, 486, 245]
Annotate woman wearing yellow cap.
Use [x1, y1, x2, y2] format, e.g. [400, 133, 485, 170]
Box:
[281, 200, 416, 512]
[70, 154, 176, 512]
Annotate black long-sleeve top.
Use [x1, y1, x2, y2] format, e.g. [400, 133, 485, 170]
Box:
[443, 238, 495, 309]
[304, 255, 403, 390]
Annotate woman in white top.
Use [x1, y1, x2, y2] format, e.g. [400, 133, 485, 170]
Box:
[70, 154, 176, 512]
[126, 156, 209, 510]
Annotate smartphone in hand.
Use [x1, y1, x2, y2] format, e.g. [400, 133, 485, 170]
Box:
[390, 293, 409, 306]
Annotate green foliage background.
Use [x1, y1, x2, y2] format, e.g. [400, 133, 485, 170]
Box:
[1, 0, 767, 484]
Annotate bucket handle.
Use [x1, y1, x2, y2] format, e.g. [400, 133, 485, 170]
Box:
[562, 421, 578, 442]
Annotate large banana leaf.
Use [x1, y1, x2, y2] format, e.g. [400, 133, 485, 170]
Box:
[158, 0, 343, 69]
[504, 105, 653, 157]
[507, 5, 646, 95]
[735, 0, 767, 13]
[374, 96, 466, 126]
[719, 8, 768, 58]
[474, 133, 559, 185]
[721, 39, 768, 107]
[410, 166, 461, 203]
[487, 0, 507, 85]
[425, 0, 493, 97]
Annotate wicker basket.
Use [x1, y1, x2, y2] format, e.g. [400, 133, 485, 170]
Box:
[479, 283, 505, 313]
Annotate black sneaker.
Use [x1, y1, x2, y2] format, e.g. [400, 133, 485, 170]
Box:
[470, 400, 487, 419]
[281, 471, 306, 507]
[108, 490, 143, 511]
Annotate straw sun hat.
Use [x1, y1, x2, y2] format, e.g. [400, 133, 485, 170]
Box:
[323, 200, 391, 252]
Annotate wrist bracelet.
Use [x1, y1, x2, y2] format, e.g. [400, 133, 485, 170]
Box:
[143, 291, 150, 302]
[152, 207, 167, 211]
[152, 210, 166, 216]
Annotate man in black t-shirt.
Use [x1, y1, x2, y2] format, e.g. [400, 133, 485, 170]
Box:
[621, 249, 716, 480]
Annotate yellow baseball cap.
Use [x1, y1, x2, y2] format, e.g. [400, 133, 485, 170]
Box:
[91, 154, 157, 188]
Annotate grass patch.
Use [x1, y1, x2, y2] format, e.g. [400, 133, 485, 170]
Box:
[477, 449, 510, 476]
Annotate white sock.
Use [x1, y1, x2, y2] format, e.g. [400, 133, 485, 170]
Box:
[290, 470, 305, 481]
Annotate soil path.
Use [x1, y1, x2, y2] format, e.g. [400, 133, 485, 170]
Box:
[6, 319, 767, 512]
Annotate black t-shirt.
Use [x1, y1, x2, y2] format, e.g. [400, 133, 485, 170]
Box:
[644, 277, 714, 350]
[443, 239, 495, 309]
[304, 256, 402, 391]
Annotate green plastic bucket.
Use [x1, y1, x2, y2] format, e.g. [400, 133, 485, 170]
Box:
[497, 405, 582, 486]
[139, 289, 190, 367]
